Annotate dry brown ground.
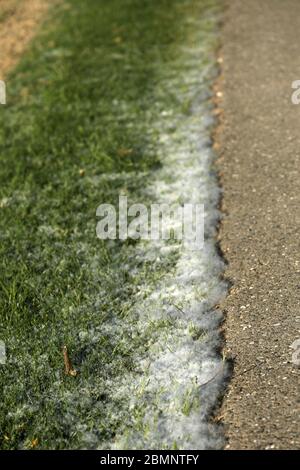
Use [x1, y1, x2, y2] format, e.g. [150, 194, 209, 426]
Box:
[0, 0, 50, 79]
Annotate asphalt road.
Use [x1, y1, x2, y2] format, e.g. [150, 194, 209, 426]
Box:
[217, 0, 300, 450]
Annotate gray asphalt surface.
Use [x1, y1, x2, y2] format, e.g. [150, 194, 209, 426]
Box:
[217, 0, 300, 450]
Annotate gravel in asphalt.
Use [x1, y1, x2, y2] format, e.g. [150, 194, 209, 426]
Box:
[217, 0, 300, 450]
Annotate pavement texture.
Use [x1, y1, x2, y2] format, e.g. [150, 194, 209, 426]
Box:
[216, 0, 300, 450]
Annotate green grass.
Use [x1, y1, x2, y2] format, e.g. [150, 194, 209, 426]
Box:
[0, 0, 220, 449]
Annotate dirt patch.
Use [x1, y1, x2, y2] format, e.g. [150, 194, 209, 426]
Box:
[216, 0, 300, 450]
[0, 0, 50, 79]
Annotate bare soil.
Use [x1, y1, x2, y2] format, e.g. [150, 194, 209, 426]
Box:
[0, 0, 50, 79]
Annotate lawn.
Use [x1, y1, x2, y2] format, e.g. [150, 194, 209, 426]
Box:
[0, 0, 222, 449]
